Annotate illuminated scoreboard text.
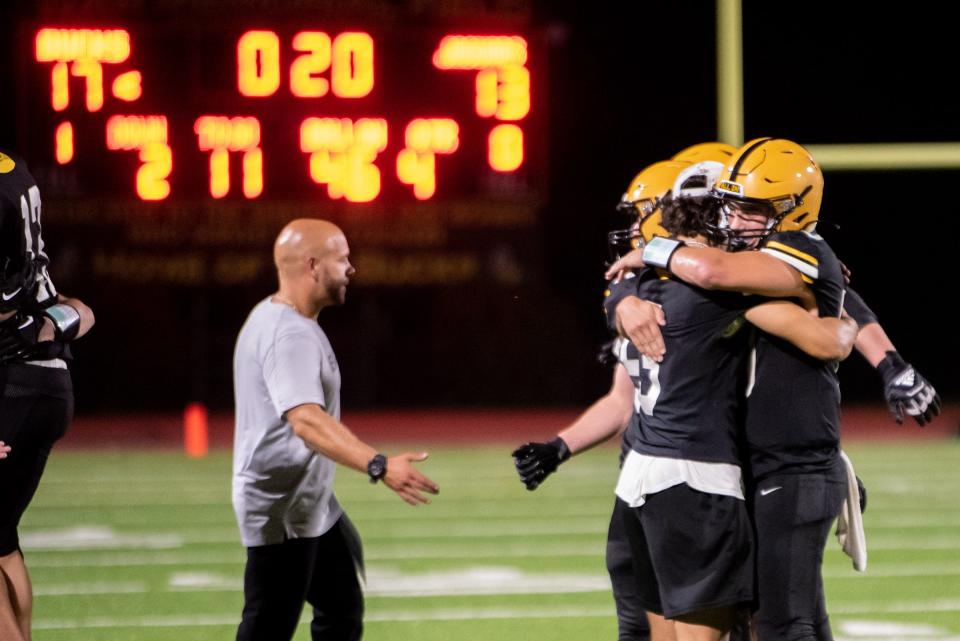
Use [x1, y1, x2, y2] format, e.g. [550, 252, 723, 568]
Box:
[29, 27, 537, 203]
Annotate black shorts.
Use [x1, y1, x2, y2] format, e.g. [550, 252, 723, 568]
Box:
[750, 465, 846, 641]
[620, 484, 754, 619]
[607, 497, 650, 641]
[0, 363, 73, 555]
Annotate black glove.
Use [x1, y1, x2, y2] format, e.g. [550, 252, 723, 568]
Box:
[877, 351, 941, 426]
[856, 475, 867, 513]
[0, 311, 41, 364]
[511, 437, 571, 491]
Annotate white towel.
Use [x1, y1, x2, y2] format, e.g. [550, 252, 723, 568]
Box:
[836, 450, 867, 572]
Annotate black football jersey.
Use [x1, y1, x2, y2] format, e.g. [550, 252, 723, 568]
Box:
[0, 150, 57, 313]
[617, 270, 754, 465]
[744, 230, 846, 481]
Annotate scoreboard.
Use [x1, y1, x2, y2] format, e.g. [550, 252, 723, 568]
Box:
[17, 24, 544, 206]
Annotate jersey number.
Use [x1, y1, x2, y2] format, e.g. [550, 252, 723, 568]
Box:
[636, 354, 661, 416]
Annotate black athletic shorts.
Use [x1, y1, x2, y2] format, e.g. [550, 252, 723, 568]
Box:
[750, 464, 846, 641]
[607, 497, 651, 641]
[0, 363, 73, 555]
[620, 484, 754, 619]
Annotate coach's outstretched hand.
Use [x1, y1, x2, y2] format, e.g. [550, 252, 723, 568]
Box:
[385, 452, 439, 505]
[877, 351, 941, 426]
[512, 437, 571, 490]
[0, 441, 10, 459]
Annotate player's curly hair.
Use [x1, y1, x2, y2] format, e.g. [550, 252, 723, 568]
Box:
[661, 196, 721, 241]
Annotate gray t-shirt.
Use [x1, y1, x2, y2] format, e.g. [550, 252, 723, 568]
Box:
[232, 298, 343, 546]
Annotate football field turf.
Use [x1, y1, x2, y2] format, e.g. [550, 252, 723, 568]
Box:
[22, 439, 960, 640]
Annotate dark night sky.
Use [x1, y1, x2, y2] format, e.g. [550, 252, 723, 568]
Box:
[1, 1, 957, 411]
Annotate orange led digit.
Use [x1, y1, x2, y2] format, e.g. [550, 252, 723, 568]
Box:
[55, 121, 74, 164]
[237, 30, 281, 97]
[71, 60, 104, 111]
[488, 124, 523, 172]
[243, 148, 264, 199]
[290, 31, 331, 98]
[51, 61, 69, 111]
[495, 64, 530, 120]
[112, 70, 142, 101]
[209, 148, 230, 199]
[475, 69, 498, 118]
[331, 32, 374, 98]
[137, 142, 172, 201]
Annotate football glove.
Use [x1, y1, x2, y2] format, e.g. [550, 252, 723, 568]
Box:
[877, 351, 941, 426]
[856, 475, 867, 513]
[511, 437, 571, 491]
[0, 311, 41, 364]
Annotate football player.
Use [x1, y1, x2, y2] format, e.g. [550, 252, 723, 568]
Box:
[605, 138, 938, 640]
[0, 149, 95, 641]
[514, 148, 858, 641]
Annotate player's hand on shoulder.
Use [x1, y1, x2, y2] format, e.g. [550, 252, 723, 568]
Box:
[0, 441, 10, 459]
[384, 452, 439, 505]
[877, 351, 941, 426]
[615, 297, 666, 362]
[511, 437, 570, 491]
[604, 247, 645, 281]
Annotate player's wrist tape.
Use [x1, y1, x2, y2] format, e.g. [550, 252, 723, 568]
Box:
[548, 437, 571, 463]
[641, 237, 683, 270]
[877, 350, 907, 384]
[43, 304, 81, 341]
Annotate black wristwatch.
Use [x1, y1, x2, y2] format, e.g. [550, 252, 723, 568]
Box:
[367, 453, 387, 484]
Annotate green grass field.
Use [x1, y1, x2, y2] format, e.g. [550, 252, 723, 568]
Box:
[21, 440, 960, 640]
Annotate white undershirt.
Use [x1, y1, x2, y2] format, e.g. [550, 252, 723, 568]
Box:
[615, 449, 744, 508]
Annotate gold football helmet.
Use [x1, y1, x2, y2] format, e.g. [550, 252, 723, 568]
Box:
[671, 141, 737, 165]
[713, 137, 823, 233]
[610, 160, 688, 258]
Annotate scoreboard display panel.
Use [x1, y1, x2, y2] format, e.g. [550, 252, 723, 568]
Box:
[17, 24, 544, 205]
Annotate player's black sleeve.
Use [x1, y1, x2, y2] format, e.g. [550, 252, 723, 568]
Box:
[843, 286, 878, 328]
[602, 268, 656, 334]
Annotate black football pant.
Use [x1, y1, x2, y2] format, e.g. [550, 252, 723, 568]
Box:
[606, 498, 651, 641]
[750, 465, 846, 641]
[236, 514, 364, 641]
[0, 364, 73, 555]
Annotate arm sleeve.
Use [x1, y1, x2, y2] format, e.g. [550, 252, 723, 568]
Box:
[264, 325, 328, 417]
[602, 269, 648, 334]
[843, 286, 878, 327]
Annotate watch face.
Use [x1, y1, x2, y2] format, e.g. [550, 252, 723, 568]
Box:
[368, 454, 386, 480]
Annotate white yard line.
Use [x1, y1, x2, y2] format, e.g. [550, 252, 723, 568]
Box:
[33, 581, 147, 596]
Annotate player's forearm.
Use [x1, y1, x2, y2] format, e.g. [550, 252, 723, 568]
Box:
[558, 395, 632, 455]
[57, 295, 95, 338]
[558, 366, 634, 455]
[287, 404, 377, 473]
[746, 301, 857, 361]
[854, 322, 895, 367]
[669, 245, 807, 298]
